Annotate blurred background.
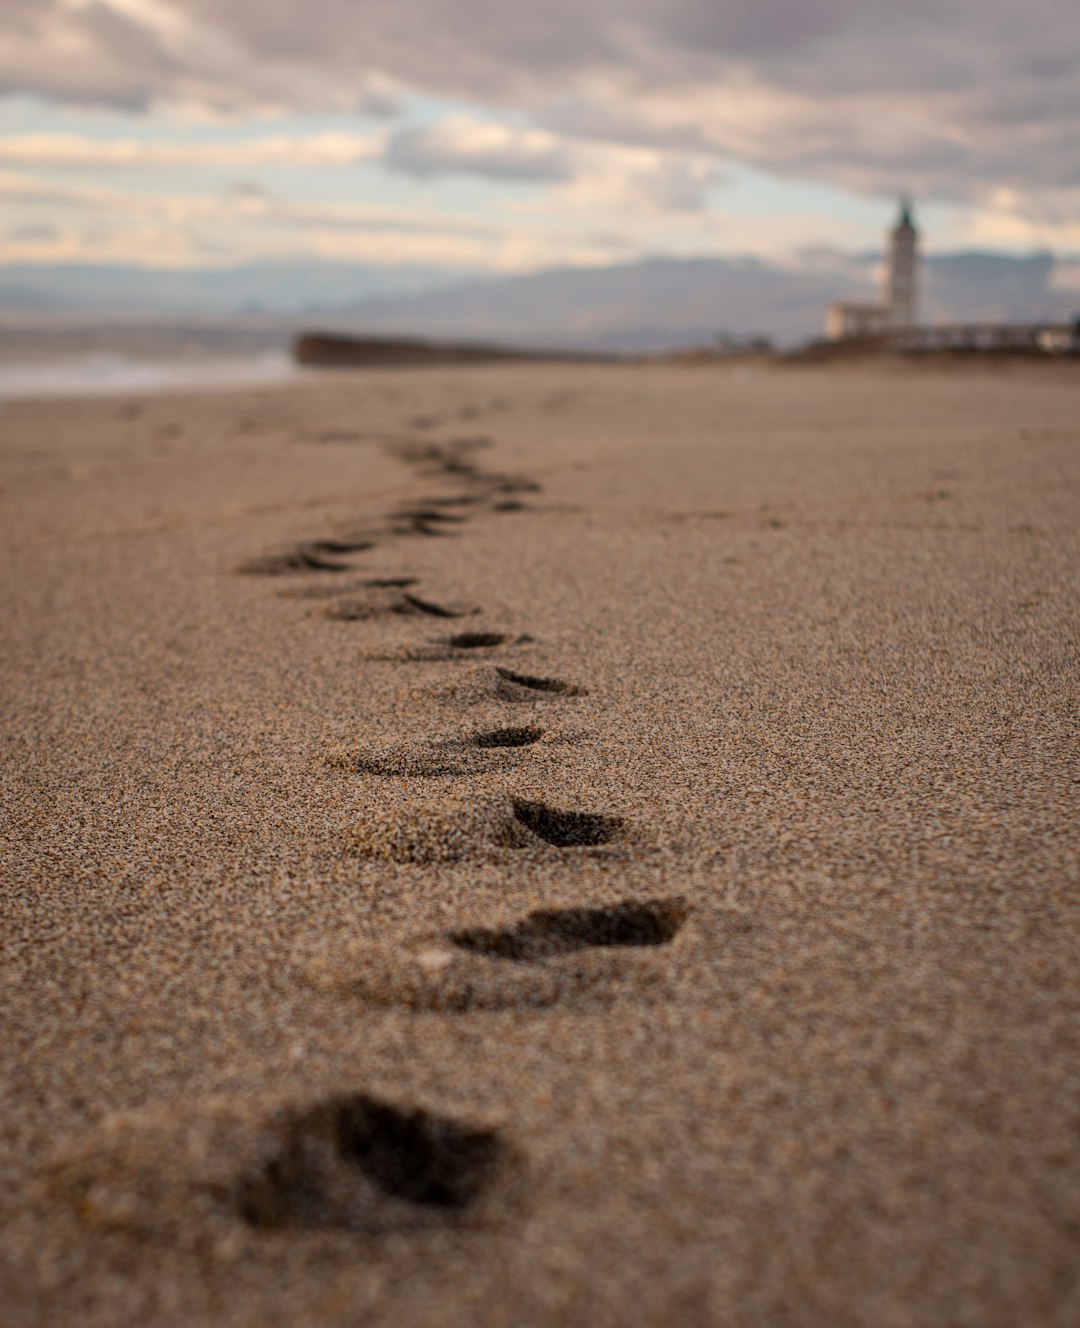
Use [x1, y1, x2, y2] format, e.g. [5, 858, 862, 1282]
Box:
[0, 0, 1077, 387]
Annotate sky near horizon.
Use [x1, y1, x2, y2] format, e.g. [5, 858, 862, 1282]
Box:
[0, 0, 1077, 276]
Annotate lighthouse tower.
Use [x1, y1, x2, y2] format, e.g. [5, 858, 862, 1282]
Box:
[887, 199, 919, 328]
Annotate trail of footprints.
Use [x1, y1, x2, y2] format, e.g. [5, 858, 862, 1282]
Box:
[49, 423, 691, 1245]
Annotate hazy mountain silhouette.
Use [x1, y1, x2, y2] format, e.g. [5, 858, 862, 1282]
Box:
[0, 251, 1072, 349]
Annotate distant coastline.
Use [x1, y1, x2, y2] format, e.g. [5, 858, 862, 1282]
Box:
[293, 331, 619, 368]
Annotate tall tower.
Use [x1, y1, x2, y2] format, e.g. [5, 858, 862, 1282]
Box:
[887, 198, 919, 328]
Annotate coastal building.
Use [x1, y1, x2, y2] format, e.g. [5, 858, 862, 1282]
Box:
[826, 200, 920, 340]
[887, 201, 918, 328]
[823, 200, 1077, 353]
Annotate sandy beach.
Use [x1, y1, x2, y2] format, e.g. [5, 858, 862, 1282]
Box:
[2, 358, 1078, 1326]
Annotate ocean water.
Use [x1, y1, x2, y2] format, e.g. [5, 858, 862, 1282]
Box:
[0, 349, 303, 402]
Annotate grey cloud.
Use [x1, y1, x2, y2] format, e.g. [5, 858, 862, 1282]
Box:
[1, 0, 1078, 203]
[384, 124, 575, 182]
[0, 1, 180, 110]
[6, 221, 60, 242]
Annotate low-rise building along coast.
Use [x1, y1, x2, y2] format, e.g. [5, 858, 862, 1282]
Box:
[824, 201, 1079, 354]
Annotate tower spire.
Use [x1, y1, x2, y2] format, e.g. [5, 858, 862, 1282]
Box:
[887, 198, 919, 328]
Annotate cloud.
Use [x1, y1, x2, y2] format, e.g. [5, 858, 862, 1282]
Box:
[380, 115, 723, 214]
[0, 1, 1077, 233]
[385, 119, 574, 183]
[0, 0, 402, 114]
[0, 168, 629, 270]
[0, 132, 380, 168]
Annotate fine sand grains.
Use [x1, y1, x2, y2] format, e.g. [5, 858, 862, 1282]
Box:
[2, 360, 1079, 1328]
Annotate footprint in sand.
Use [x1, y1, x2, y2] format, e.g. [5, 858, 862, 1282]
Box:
[389, 507, 469, 537]
[448, 631, 512, 649]
[356, 631, 536, 664]
[46, 1091, 514, 1240]
[450, 898, 688, 958]
[495, 666, 586, 699]
[237, 1094, 511, 1231]
[347, 794, 628, 862]
[234, 544, 364, 576]
[277, 576, 419, 602]
[390, 438, 541, 497]
[323, 587, 477, 622]
[330, 727, 548, 778]
[303, 898, 689, 1012]
[471, 726, 545, 749]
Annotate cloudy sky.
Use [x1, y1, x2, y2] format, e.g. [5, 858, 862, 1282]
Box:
[0, 0, 1078, 276]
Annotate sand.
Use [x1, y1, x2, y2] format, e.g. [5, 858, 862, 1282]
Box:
[1, 358, 1078, 1327]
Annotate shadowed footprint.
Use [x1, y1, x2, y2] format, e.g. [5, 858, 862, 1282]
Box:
[347, 795, 626, 862]
[496, 667, 584, 697]
[302, 538, 377, 555]
[395, 507, 469, 525]
[235, 547, 352, 575]
[278, 576, 418, 602]
[449, 632, 509, 649]
[45, 1091, 512, 1240]
[402, 592, 471, 618]
[305, 897, 687, 1012]
[450, 898, 688, 961]
[332, 727, 546, 777]
[355, 630, 534, 663]
[511, 799, 621, 846]
[237, 1094, 508, 1231]
[324, 588, 475, 621]
[473, 726, 544, 749]
[391, 513, 464, 538]
[416, 494, 486, 510]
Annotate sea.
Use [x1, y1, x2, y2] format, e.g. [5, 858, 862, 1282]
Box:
[0, 319, 307, 402]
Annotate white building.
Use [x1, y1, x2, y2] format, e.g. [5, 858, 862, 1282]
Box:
[826, 200, 920, 341]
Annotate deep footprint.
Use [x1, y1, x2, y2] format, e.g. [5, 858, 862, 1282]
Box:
[401, 592, 471, 618]
[302, 538, 377, 555]
[496, 667, 584, 696]
[449, 632, 509, 648]
[395, 508, 469, 525]
[325, 589, 473, 621]
[512, 799, 622, 846]
[237, 1094, 506, 1231]
[450, 898, 688, 962]
[472, 726, 544, 749]
[235, 547, 350, 575]
[393, 514, 461, 537]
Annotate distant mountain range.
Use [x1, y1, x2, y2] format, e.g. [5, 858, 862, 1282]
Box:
[0, 251, 1074, 350]
[0, 260, 456, 318]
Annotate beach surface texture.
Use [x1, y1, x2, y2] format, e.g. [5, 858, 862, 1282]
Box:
[2, 360, 1078, 1326]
